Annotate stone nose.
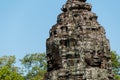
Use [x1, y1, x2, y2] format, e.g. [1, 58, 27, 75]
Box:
[93, 52, 99, 59]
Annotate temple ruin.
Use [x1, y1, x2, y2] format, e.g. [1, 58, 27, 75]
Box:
[45, 0, 114, 80]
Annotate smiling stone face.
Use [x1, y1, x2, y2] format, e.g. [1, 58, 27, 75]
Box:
[85, 50, 103, 67]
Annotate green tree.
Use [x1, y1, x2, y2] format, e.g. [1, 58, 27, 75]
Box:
[111, 51, 120, 80]
[0, 56, 15, 67]
[20, 53, 47, 80]
[0, 56, 24, 80]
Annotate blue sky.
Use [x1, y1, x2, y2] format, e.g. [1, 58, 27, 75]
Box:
[0, 0, 120, 65]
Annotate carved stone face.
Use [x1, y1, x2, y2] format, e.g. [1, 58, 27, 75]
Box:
[85, 50, 103, 67]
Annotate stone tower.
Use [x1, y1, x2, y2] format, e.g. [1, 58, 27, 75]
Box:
[45, 0, 114, 80]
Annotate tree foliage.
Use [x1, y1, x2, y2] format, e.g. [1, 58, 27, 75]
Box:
[0, 56, 15, 67]
[0, 56, 24, 80]
[111, 51, 120, 80]
[20, 53, 47, 80]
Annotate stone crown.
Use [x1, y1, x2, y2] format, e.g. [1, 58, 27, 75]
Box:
[62, 0, 91, 12]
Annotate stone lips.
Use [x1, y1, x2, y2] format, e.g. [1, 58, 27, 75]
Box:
[45, 0, 114, 80]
